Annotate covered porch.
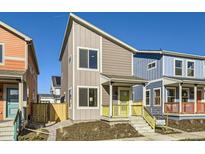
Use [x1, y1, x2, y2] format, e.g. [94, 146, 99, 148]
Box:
[100, 74, 147, 118]
[0, 70, 25, 121]
[164, 77, 205, 115]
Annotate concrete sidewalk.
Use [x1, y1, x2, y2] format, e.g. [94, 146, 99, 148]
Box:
[115, 131, 205, 141]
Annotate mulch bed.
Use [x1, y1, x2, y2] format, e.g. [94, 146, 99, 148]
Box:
[18, 128, 49, 141]
[168, 119, 205, 132]
[56, 121, 142, 141]
[155, 126, 181, 135]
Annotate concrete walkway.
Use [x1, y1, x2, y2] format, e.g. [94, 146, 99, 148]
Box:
[115, 131, 205, 141]
[45, 120, 73, 141]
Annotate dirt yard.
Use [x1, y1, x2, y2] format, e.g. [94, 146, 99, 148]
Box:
[18, 128, 49, 141]
[168, 119, 205, 132]
[56, 121, 142, 141]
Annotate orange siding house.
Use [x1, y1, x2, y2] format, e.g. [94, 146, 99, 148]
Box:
[0, 21, 39, 123]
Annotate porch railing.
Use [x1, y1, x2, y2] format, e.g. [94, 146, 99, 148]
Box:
[131, 103, 143, 116]
[143, 107, 156, 129]
[182, 102, 194, 114]
[197, 103, 205, 113]
[112, 104, 129, 117]
[164, 102, 180, 113]
[102, 105, 109, 117]
[13, 109, 21, 141]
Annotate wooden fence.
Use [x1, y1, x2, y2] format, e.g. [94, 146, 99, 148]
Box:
[32, 103, 68, 123]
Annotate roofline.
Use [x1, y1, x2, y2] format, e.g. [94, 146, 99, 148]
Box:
[0, 21, 39, 74]
[138, 50, 205, 60]
[0, 21, 32, 41]
[59, 13, 138, 60]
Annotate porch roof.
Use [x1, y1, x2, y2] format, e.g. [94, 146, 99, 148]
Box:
[101, 74, 147, 85]
[0, 70, 25, 80]
[163, 76, 205, 86]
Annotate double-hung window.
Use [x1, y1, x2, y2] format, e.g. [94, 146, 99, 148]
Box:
[79, 48, 98, 70]
[154, 88, 161, 106]
[79, 87, 98, 108]
[187, 61, 195, 77]
[175, 59, 183, 76]
[167, 88, 176, 102]
[146, 90, 150, 106]
[0, 44, 4, 64]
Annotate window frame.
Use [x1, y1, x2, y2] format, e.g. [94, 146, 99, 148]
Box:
[77, 85, 99, 109]
[186, 60, 195, 78]
[166, 87, 176, 103]
[77, 47, 99, 71]
[145, 89, 150, 106]
[153, 88, 161, 106]
[182, 88, 190, 103]
[174, 58, 183, 77]
[147, 61, 157, 70]
[0, 43, 5, 65]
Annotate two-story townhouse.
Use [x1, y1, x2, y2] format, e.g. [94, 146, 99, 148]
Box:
[0, 21, 39, 126]
[134, 50, 205, 120]
[59, 13, 147, 121]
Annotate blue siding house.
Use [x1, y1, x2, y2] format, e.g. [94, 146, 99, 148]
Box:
[133, 50, 205, 120]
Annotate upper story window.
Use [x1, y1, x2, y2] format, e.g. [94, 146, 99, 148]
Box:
[174, 59, 183, 76]
[147, 61, 156, 70]
[187, 61, 195, 77]
[0, 44, 4, 64]
[78, 48, 98, 70]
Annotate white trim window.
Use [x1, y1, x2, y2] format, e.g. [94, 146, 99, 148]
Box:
[154, 88, 161, 106]
[174, 59, 183, 76]
[78, 47, 99, 71]
[78, 87, 98, 108]
[147, 61, 157, 70]
[0, 43, 4, 64]
[146, 90, 150, 106]
[182, 88, 189, 102]
[187, 60, 195, 77]
[167, 88, 176, 103]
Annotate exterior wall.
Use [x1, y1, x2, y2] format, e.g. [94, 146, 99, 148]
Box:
[0, 84, 3, 120]
[102, 38, 132, 76]
[146, 80, 163, 116]
[0, 25, 26, 71]
[163, 55, 204, 79]
[26, 45, 38, 117]
[61, 26, 73, 119]
[133, 53, 162, 81]
[133, 85, 143, 102]
[73, 21, 101, 120]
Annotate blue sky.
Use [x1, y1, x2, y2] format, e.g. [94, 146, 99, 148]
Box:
[0, 12, 205, 93]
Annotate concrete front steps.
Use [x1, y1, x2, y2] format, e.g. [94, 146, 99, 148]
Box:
[129, 116, 154, 134]
[0, 120, 14, 141]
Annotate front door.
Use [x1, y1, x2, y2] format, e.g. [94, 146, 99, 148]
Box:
[117, 87, 130, 117]
[6, 88, 19, 119]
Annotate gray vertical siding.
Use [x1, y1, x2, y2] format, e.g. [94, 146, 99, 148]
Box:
[146, 80, 163, 116]
[61, 25, 73, 119]
[73, 21, 101, 121]
[133, 53, 163, 81]
[133, 85, 143, 102]
[163, 55, 205, 79]
[102, 38, 132, 76]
